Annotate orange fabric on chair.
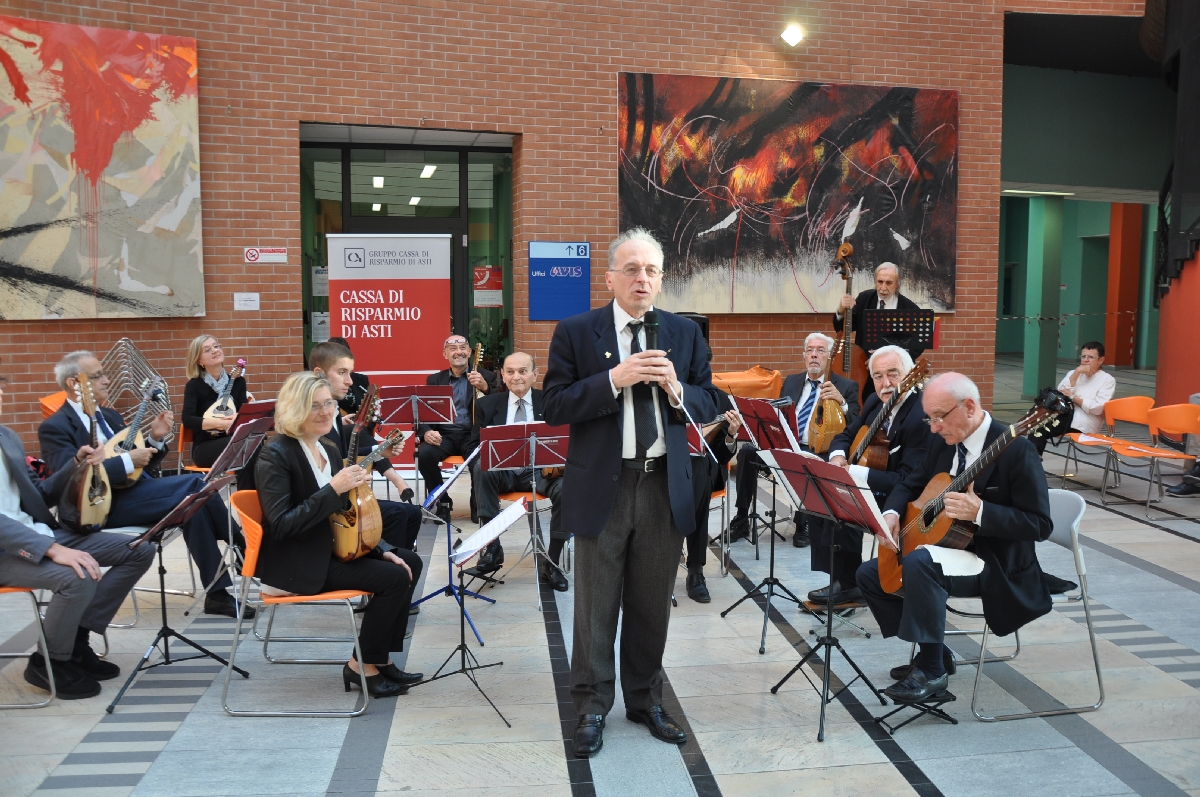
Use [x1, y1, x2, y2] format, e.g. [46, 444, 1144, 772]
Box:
[0, 586, 35, 596]
[441, 455, 465, 467]
[712, 366, 783, 399]
[499, 491, 547, 503]
[39, 391, 66, 420]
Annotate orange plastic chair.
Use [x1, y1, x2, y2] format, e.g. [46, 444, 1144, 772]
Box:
[713, 366, 783, 399]
[1100, 404, 1199, 512]
[1058, 396, 1155, 487]
[223, 490, 371, 717]
[176, 425, 211, 475]
[39, 391, 66, 420]
[0, 587, 56, 707]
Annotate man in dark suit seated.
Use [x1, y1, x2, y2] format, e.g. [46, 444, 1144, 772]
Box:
[0, 380, 154, 698]
[818, 345, 931, 604]
[728, 333, 860, 547]
[543, 227, 718, 757]
[833, 262, 925, 403]
[415, 335, 496, 519]
[38, 351, 252, 619]
[468, 351, 566, 590]
[856, 372, 1053, 703]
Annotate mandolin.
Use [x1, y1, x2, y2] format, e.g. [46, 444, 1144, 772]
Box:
[59, 374, 112, 532]
[830, 242, 870, 399]
[344, 383, 379, 466]
[330, 428, 407, 562]
[847, 358, 931, 470]
[877, 391, 1073, 594]
[104, 376, 165, 486]
[807, 340, 847, 454]
[202, 359, 247, 422]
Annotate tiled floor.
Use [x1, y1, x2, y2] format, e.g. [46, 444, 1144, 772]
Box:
[3, 358, 1200, 797]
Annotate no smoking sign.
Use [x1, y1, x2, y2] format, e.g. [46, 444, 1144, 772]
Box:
[244, 246, 287, 263]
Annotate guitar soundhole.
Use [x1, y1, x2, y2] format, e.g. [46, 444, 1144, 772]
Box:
[921, 507, 936, 528]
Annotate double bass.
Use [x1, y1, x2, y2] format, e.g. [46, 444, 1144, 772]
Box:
[846, 358, 930, 470]
[59, 373, 112, 532]
[830, 243, 869, 398]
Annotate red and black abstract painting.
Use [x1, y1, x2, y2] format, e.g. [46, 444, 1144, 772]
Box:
[618, 73, 958, 314]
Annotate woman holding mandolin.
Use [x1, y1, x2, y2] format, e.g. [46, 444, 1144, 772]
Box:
[254, 372, 423, 698]
[181, 335, 251, 468]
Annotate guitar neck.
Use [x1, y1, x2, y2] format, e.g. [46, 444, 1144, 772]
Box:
[850, 391, 899, 461]
[929, 426, 1016, 517]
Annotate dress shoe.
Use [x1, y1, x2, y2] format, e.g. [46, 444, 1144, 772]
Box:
[889, 647, 957, 681]
[72, 630, 120, 681]
[1167, 481, 1200, 497]
[204, 590, 256, 619]
[728, 515, 750, 542]
[342, 663, 408, 697]
[884, 668, 949, 703]
[686, 571, 711, 603]
[626, 705, 687, 744]
[1183, 465, 1200, 487]
[378, 663, 424, 685]
[806, 580, 861, 605]
[792, 529, 810, 548]
[408, 603, 420, 616]
[24, 652, 100, 699]
[539, 560, 569, 592]
[573, 713, 605, 757]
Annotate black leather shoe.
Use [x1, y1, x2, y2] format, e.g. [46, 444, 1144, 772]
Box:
[72, 637, 120, 681]
[539, 560, 569, 592]
[343, 664, 408, 697]
[806, 580, 862, 605]
[378, 663, 423, 685]
[573, 714, 605, 757]
[474, 540, 504, 571]
[24, 652, 100, 699]
[728, 515, 750, 542]
[627, 705, 687, 744]
[686, 571, 711, 603]
[1183, 466, 1200, 487]
[889, 647, 957, 681]
[204, 590, 256, 619]
[884, 668, 949, 703]
[1167, 481, 1200, 497]
[408, 603, 420, 616]
[792, 530, 810, 548]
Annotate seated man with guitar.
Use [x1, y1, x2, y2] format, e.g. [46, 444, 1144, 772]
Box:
[856, 373, 1058, 703]
[729, 333, 860, 547]
[38, 351, 252, 619]
[818, 346, 932, 604]
[309, 341, 423, 552]
[0, 377, 154, 698]
[468, 352, 567, 590]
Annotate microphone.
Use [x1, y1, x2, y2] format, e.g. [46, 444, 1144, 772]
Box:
[643, 310, 659, 351]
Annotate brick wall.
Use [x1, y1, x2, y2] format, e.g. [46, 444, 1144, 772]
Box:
[0, 0, 1144, 449]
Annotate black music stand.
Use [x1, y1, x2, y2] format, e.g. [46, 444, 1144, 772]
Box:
[480, 422, 570, 597]
[862, 308, 935, 354]
[108, 476, 247, 713]
[763, 451, 888, 741]
[377, 385, 456, 504]
[411, 448, 494, 646]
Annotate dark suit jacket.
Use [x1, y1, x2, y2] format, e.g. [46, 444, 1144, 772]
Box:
[0, 426, 71, 563]
[832, 289, 925, 358]
[830, 390, 931, 497]
[182, 376, 248, 446]
[469, 389, 544, 451]
[780, 371, 862, 433]
[883, 418, 1053, 637]
[415, 366, 498, 438]
[39, 403, 167, 487]
[542, 302, 718, 538]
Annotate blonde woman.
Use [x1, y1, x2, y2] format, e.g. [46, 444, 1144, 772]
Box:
[181, 335, 249, 468]
[253, 372, 423, 698]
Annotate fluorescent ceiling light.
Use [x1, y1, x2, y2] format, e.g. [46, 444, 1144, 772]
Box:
[373, 176, 384, 188]
[409, 197, 421, 205]
[371, 203, 381, 211]
[781, 24, 804, 47]
[1001, 189, 1075, 196]
[420, 165, 437, 178]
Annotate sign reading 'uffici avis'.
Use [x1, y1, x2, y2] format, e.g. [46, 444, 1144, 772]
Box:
[529, 242, 591, 321]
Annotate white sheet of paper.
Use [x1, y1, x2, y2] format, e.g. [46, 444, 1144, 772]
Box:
[450, 499, 528, 566]
[775, 407, 803, 453]
[1076, 434, 1107, 444]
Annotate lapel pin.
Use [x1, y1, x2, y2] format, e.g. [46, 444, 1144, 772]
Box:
[605, 352, 612, 358]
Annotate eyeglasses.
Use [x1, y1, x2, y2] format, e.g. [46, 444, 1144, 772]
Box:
[309, 399, 338, 413]
[83, 370, 107, 382]
[612, 266, 662, 279]
[924, 401, 964, 426]
[202, 343, 223, 354]
[804, 347, 829, 355]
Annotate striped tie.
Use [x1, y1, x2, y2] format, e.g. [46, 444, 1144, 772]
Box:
[795, 380, 820, 440]
[955, 443, 968, 476]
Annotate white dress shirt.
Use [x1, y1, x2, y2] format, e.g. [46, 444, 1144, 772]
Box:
[300, 439, 332, 489]
[609, 303, 682, 459]
[1056, 369, 1115, 434]
[505, 390, 533, 425]
[836, 291, 898, 320]
[0, 448, 55, 539]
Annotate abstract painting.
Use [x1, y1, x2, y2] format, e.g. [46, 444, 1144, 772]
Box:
[0, 16, 204, 319]
[618, 74, 958, 314]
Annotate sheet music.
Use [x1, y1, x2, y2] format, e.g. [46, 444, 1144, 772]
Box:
[450, 499, 527, 566]
[775, 406, 802, 453]
[758, 450, 891, 546]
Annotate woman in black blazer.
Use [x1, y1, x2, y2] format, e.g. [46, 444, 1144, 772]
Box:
[181, 334, 250, 468]
[254, 372, 423, 698]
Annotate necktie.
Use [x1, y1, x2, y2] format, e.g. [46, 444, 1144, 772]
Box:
[627, 321, 658, 456]
[795, 380, 820, 441]
[955, 443, 968, 476]
[94, 412, 115, 441]
[514, 398, 527, 423]
[879, 299, 885, 310]
[883, 411, 892, 436]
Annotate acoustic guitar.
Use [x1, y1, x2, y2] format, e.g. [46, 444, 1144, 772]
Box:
[104, 376, 165, 485]
[59, 373, 112, 532]
[830, 242, 870, 399]
[877, 391, 1072, 594]
[203, 359, 247, 422]
[330, 428, 406, 562]
[846, 357, 930, 470]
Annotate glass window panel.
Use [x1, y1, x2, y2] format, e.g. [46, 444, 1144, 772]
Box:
[350, 149, 459, 217]
[466, 152, 513, 368]
[300, 148, 342, 355]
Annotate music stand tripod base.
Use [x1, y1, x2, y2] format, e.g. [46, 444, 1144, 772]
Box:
[800, 600, 871, 638]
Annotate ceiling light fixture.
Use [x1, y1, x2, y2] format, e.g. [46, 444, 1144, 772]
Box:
[781, 23, 804, 47]
[1001, 189, 1075, 196]
[409, 197, 421, 205]
[371, 203, 381, 211]
[373, 176, 384, 188]
[420, 165, 437, 178]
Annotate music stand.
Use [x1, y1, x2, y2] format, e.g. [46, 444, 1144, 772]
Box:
[411, 448, 494, 646]
[480, 422, 570, 599]
[731, 395, 798, 556]
[377, 385, 456, 504]
[862, 308, 935, 354]
[228, 400, 275, 436]
[108, 476, 247, 713]
[763, 450, 889, 741]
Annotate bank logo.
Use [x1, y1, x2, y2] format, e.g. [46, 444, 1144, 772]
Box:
[550, 265, 583, 278]
[345, 248, 365, 268]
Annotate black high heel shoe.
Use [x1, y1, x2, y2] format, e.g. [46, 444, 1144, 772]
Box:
[342, 663, 408, 697]
[378, 663, 423, 685]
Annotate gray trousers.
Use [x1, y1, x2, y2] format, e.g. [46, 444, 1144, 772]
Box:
[471, 461, 565, 539]
[570, 467, 680, 715]
[0, 530, 154, 659]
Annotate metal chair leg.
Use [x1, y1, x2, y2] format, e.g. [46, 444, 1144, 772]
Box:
[0, 591, 56, 708]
